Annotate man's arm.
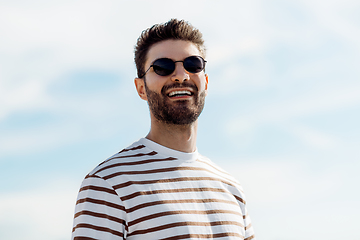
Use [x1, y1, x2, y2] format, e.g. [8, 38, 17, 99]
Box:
[234, 187, 256, 240]
[243, 210, 256, 240]
[72, 174, 127, 240]
[239, 199, 255, 240]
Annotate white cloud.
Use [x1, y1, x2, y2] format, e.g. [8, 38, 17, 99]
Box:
[0, 84, 148, 157]
[219, 157, 360, 239]
[220, 158, 343, 204]
[0, 1, 133, 122]
[285, 124, 339, 149]
[0, 180, 78, 240]
[226, 84, 360, 135]
[302, 0, 360, 48]
[0, 78, 51, 120]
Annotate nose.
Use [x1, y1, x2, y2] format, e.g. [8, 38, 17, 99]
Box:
[170, 62, 190, 82]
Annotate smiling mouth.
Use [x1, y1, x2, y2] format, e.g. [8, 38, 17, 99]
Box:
[167, 90, 193, 98]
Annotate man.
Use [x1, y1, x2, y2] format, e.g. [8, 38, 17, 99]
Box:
[72, 19, 255, 240]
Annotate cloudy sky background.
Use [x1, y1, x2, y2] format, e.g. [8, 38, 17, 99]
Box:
[1, 0, 359, 239]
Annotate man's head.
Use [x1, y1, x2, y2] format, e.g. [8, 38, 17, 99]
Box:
[134, 20, 208, 126]
[134, 19, 206, 79]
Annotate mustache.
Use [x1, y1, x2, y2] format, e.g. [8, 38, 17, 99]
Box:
[161, 82, 198, 95]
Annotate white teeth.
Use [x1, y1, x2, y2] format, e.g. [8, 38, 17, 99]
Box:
[168, 90, 192, 97]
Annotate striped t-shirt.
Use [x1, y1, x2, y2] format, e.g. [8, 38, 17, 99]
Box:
[72, 138, 255, 240]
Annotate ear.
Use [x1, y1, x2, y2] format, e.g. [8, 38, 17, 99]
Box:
[204, 74, 209, 96]
[134, 78, 148, 101]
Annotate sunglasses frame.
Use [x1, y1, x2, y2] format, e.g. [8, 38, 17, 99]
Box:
[140, 55, 207, 78]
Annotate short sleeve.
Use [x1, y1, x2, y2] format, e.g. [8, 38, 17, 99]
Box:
[243, 207, 255, 240]
[72, 174, 127, 240]
[234, 187, 256, 240]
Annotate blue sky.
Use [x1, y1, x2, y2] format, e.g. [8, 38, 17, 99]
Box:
[1, 0, 359, 239]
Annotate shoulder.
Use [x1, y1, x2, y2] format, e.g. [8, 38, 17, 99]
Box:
[87, 139, 152, 176]
[197, 154, 241, 183]
[196, 154, 245, 196]
[86, 138, 179, 180]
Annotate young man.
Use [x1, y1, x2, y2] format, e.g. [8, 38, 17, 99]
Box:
[72, 19, 255, 240]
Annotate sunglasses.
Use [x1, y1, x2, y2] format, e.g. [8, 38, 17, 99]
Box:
[140, 55, 207, 78]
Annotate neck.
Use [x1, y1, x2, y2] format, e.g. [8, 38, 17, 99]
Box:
[146, 117, 198, 153]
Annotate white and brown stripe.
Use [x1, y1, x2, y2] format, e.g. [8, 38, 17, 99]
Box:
[72, 138, 255, 240]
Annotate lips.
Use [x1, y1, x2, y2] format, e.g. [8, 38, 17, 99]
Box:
[162, 83, 198, 99]
[168, 90, 193, 97]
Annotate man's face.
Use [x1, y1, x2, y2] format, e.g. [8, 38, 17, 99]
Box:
[138, 39, 208, 125]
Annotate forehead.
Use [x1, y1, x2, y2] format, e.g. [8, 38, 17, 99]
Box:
[145, 40, 201, 66]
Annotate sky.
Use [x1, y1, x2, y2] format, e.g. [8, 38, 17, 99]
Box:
[0, 0, 359, 239]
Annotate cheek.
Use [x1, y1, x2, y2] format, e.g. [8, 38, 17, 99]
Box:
[146, 78, 165, 93]
[197, 78, 208, 92]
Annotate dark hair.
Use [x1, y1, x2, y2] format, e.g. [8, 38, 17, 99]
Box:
[134, 19, 206, 78]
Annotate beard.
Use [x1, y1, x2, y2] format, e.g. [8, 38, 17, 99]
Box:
[144, 80, 206, 125]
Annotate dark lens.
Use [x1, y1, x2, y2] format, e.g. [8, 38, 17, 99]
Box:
[152, 58, 175, 76]
[183, 56, 205, 73]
